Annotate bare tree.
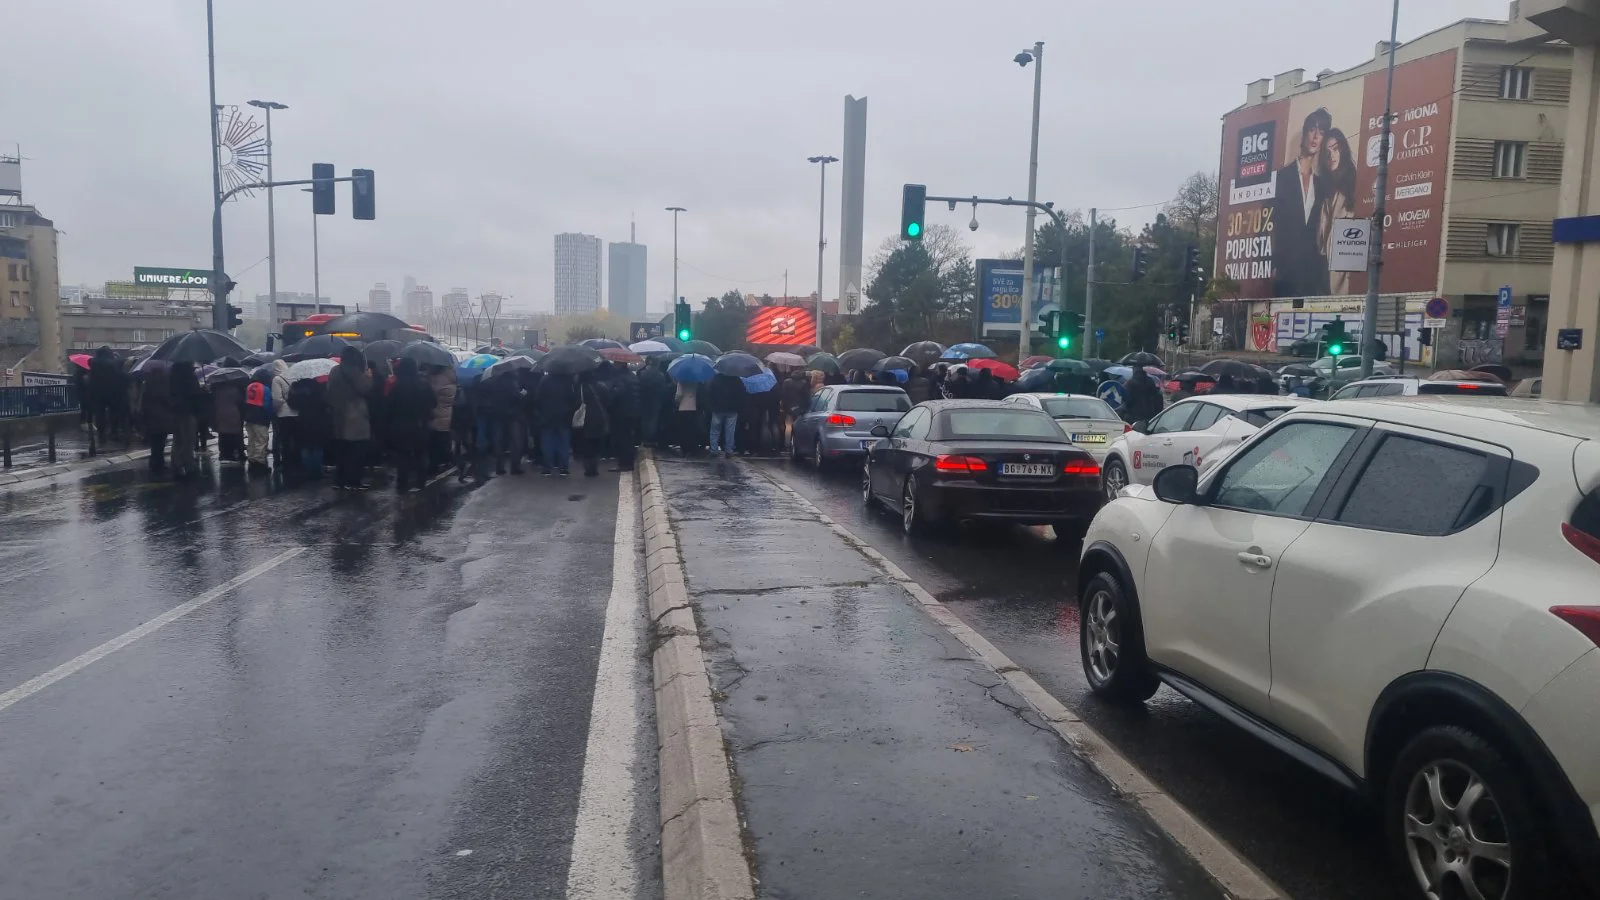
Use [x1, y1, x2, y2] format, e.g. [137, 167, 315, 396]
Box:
[1164, 171, 1219, 238]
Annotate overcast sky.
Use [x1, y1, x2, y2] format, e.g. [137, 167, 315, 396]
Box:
[8, 0, 1513, 316]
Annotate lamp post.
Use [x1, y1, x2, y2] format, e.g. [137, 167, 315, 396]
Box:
[807, 155, 837, 344]
[300, 186, 320, 315]
[247, 99, 289, 323]
[666, 206, 686, 312]
[1014, 42, 1045, 367]
[1360, 0, 1400, 378]
[206, 0, 226, 331]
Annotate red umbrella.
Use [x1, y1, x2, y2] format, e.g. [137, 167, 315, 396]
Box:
[599, 347, 644, 365]
[967, 358, 1020, 381]
[69, 353, 92, 370]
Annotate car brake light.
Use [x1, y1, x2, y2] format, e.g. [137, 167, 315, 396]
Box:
[934, 454, 987, 473]
[1457, 383, 1481, 390]
[1063, 460, 1100, 476]
[1563, 522, 1600, 566]
[827, 413, 856, 426]
[1550, 606, 1600, 648]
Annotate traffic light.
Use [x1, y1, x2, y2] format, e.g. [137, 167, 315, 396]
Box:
[674, 298, 692, 342]
[900, 184, 926, 241]
[352, 169, 375, 220]
[1167, 319, 1179, 342]
[226, 304, 243, 330]
[1060, 311, 1083, 351]
[1325, 317, 1348, 357]
[1418, 327, 1432, 347]
[1041, 310, 1059, 345]
[312, 163, 336, 215]
[1132, 246, 1149, 281]
[1184, 245, 1205, 292]
[1178, 322, 1190, 345]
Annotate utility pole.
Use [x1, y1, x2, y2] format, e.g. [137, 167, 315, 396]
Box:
[1086, 207, 1097, 357]
[808, 155, 837, 339]
[666, 206, 686, 317]
[1015, 42, 1045, 367]
[206, 0, 226, 331]
[1361, 0, 1400, 378]
[248, 100, 288, 321]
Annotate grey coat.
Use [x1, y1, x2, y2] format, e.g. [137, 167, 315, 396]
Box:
[325, 361, 373, 442]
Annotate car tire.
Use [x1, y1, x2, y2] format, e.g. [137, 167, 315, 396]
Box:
[812, 438, 828, 471]
[860, 460, 875, 506]
[1102, 457, 1130, 502]
[1079, 571, 1159, 704]
[1385, 725, 1550, 900]
[789, 430, 804, 462]
[901, 476, 932, 536]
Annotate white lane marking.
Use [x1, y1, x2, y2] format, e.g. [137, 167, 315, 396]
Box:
[565, 471, 644, 900]
[0, 547, 308, 715]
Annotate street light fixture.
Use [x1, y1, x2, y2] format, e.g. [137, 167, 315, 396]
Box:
[248, 99, 289, 320]
[1013, 42, 1044, 368]
[666, 206, 687, 317]
[807, 155, 838, 342]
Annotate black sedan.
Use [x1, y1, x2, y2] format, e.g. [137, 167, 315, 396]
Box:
[861, 400, 1104, 538]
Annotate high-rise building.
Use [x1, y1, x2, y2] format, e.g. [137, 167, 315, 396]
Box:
[405, 284, 434, 320]
[0, 202, 62, 381]
[838, 95, 868, 316]
[368, 282, 392, 313]
[554, 233, 603, 314]
[441, 288, 470, 312]
[608, 222, 648, 319]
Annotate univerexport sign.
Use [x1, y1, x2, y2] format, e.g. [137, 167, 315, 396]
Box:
[133, 267, 212, 288]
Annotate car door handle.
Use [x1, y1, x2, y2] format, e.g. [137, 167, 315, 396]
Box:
[1236, 551, 1273, 569]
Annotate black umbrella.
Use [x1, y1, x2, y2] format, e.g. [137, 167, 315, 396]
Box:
[805, 352, 841, 375]
[473, 345, 510, 357]
[1471, 363, 1514, 382]
[204, 367, 251, 386]
[149, 329, 248, 364]
[579, 338, 625, 350]
[316, 311, 415, 343]
[1119, 351, 1165, 368]
[713, 351, 764, 377]
[872, 355, 916, 372]
[1014, 367, 1055, 391]
[537, 345, 603, 375]
[1171, 371, 1218, 384]
[794, 344, 822, 358]
[1083, 358, 1114, 373]
[658, 336, 689, 352]
[1277, 363, 1316, 378]
[837, 348, 886, 371]
[680, 339, 720, 357]
[401, 342, 455, 368]
[241, 351, 276, 367]
[900, 341, 944, 368]
[284, 333, 350, 360]
[1198, 358, 1260, 381]
[362, 339, 405, 363]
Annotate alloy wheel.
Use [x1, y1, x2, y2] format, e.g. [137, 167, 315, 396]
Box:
[861, 461, 873, 504]
[1084, 586, 1121, 684]
[1103, 460, 1128, 502]
[813, 439, 825, 469]
[902, 482, 917, 534]
[1402, 759, 1512, 900]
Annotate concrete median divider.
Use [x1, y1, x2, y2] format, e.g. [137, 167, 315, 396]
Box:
[637, 452, 757, 900]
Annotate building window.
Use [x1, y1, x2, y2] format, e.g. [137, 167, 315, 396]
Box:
[1487, 223, 1521, 257]
[74, 328, 90, 342]
[1501, 66, 1532, 100]
[1493, 141, 1527, 178]
[5, 263, 16, 281]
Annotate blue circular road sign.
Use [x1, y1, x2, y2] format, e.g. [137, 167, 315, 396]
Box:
[1097, 380, 1127, 411]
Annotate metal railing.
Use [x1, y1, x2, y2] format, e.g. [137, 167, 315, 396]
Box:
[0, 385, 80, 419]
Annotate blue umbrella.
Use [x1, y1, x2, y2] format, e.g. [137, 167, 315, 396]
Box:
[740, 367, 777, 393]
[456, 352, 500, 383]
[668, 353, 715, 384]
[941, 342, 997, 360]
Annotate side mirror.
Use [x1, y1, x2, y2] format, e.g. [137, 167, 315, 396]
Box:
[870, 424, 890, 438]
[1131, 419, 1150, 434]
[1152, 465, 1200, 505]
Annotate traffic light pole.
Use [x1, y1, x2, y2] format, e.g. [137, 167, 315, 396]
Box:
[1086, 207, 1097, 356]
[925, 194, 1071, 349]
[206, 0, 226, 332]
[1360, 0, 1400, 379]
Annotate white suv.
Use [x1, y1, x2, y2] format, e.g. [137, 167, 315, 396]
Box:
[1078, 398, 1600, 900]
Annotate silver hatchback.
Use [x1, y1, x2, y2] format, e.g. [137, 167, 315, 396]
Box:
[792, 385, 911, 468]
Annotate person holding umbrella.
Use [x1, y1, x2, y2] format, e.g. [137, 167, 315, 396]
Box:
[605, 361, 640, 471]
[637, 357, 668, 448]
[534, 370, 578, 476]
[575, 366, 612, 477]
[1124, 365, 1165, 424]
[779, 367, 810, 451]
[384, 358, 436, 492]
[211, 374, 247, 464]
[706, 373, 742, 458]
[169, 360, 204, 480]
[141, 363, 175, 476]
[325, 346, 374, 490]
[426, 364, 458, 476]
[243, 366, 274, 473]
[270, 359, 297, 470]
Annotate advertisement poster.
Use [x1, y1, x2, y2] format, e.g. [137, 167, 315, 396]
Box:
[744, 305, 817, 348]
[1217, 50, 1455, 301]
[629, 321, 664, 342]
[977, 259, 1056, 334]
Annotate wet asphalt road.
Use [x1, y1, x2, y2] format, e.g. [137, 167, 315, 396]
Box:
[0, 462, 656, 900]
[754, 456, 1404, 900]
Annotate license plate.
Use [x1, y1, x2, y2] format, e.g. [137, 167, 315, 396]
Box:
[1070, 433, 1107, 444]
[1001, 463, 1053, 476]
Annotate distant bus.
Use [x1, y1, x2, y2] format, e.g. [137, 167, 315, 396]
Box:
[279, 313, 342, 348]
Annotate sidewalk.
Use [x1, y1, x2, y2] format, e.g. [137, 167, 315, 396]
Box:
[650, 455, 1225, 900]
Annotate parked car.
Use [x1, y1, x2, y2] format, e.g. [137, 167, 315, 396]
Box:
[1309, 354, 1396, 389]
[861, 400, 1103, 538]
[1001, 392, 1126, 462]
[1510, 377, 1542, 398]
[1330, 376, 1509, 400]
[1099, 395, 1313, 501]
[1078, 397, 1600, 900]
[1284, 332, 1385, 359]
[791, 385, 911, 468]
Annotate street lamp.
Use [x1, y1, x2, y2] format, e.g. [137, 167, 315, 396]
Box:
[247, 99, 289, 321]
[807, 155, 838, 343]
[300, 187, 320, 315]
[1014, 42, 1044, 368]
[666, 206, 687, 315]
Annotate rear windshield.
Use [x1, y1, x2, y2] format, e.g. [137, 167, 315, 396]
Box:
[1418, 383, 1508, 397]
[837, 391, 911, 413]
[938, 409, 1066, 441]
[1040, 397, 1117, 420]
[1236, 406, 1296, 428]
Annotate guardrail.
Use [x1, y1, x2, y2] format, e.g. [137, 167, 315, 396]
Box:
[0, 384, 79, 419]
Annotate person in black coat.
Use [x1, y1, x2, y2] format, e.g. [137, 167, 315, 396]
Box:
[605, 364, 640, 471]
[636, 358, 669, 448]
[384, 358, 437, 492]
[1124, 367, 1165, 424]
[575, 367, 612, 477]
[87, 347, 125, 442]
[705, 374, 743, 457]
[534, 372, 578, 476]
[169, 361, 204, 479]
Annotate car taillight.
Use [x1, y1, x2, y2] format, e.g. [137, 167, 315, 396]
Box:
[1550, 606, 1600, 648]
[1563, 521, 1600, 566]
[1063, 460, 1100, 476]
[826, 413, 856, 426]
[934, 454, 987, 474]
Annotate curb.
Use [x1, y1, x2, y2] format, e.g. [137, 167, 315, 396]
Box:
[637, 453, 757, 900]
[0, 448, 151, 490]
[751, 464, 1290, 900]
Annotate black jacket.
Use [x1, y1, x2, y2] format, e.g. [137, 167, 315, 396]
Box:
[706, 375, 743, 414]
[384, 373, 436, 436]
[605, 369, 640, 420]
[534, 373, 579, 425]
[1125, 374, 1164, 423]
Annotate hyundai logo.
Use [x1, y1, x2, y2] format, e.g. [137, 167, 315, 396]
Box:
[1343, 227, 1366, 239]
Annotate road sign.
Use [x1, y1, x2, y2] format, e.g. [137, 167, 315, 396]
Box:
[1095, 328, 1105, 339]
[1375, 296, 1408, 333]
[1096, 380, 1127, 411]
[1423, 317, 1448, 329]
[1498, 285, 1513, 308]
[1424, 297, 1450, 319]
[1558, 328, 1583, 351]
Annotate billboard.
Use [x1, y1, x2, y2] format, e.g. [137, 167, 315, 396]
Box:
[745, 305, 817, 347]
[629, 320, 665, 342]
[134, 266, 212, 289]
[977, 259, 1059, 333]
[1217, 49, 1455, 300]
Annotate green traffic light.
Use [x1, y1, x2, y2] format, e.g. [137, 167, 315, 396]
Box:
[1328, 343, 1343, 356]
[678, 329, 691, 341]
[1057, 335, 1070, 349]
[906, 222, 921, 238]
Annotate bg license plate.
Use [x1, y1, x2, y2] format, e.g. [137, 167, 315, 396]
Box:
[1001, 463, 1053, 476]
[1071, 433, 1107, 443]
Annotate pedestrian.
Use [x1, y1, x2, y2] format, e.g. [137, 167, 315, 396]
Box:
[426, 364, 457, 475]
[534, 370, 578, 476]
[243, 367, 273, 473]
[211, 377, 246, 463]
[477, 368, 522, 476]
[605, 361, 640, 471]
[637, 357, 668, 447]
[779, 368, 811, 450]
[141, 365, 174, 475]
[706, 372, 741, 458]
[674, 379, 703, 456]
[575, 367, 611, 477]
[1124, 366, 1165, 425]
[904, 365, 932, 404]
[87, 347, 121, 443]
[385, 358, 436, 492]
[756, 376, 780, 452]
[169, 360, 203, 479]
[946, 366, 971, 399]
[288, 375, 330, 479]
[270, 359, 297, 469]
[325, 346, 374, 490]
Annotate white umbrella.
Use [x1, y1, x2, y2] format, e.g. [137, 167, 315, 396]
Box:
[629, 340, 672, 354]
[285, 358, 338, 382]
[485, 354, 537, 378]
